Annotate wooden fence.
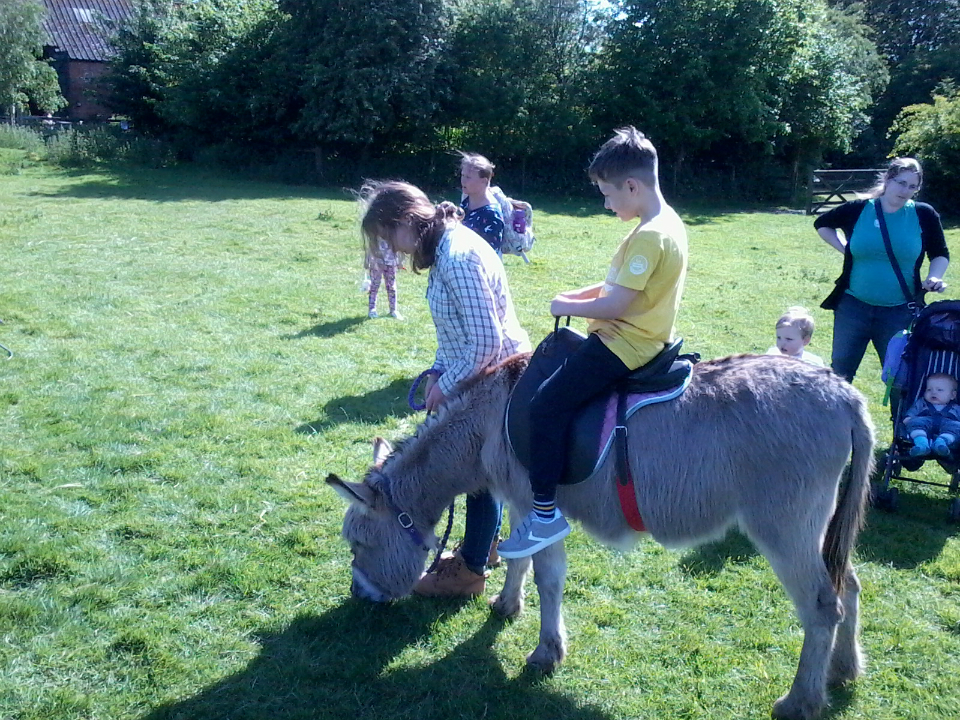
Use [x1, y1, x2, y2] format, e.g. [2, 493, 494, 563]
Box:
[807, 168, 882, 214]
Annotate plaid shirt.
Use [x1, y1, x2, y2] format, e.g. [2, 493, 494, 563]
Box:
[427, 223, 530, 396]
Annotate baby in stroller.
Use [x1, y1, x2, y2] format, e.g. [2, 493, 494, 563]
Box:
[902, 372, 960, 457]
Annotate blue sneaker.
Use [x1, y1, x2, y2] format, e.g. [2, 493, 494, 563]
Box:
[497, 509, 570, 559]
[933, 436, 952, 457]
[910, 436, 930, 457]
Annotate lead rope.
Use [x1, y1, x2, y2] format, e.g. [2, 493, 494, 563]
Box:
[409, 367, 454, 573]
[425, 501, 456, 574]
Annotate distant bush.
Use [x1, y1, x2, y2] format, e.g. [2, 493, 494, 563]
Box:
[43, 126, 176, 169]
[0, 124, 45, 153]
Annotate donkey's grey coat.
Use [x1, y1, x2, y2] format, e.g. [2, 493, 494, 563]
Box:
[328, 353, 874, 720]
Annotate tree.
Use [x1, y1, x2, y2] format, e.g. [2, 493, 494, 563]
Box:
[272, 0, 450, 154]
[778, 3, 887, 174]
[890, 82, 960, 213]
[593, 0, 804, 177]
[591, 0, 883, 194]
[835, 0, 960, 158]
[444, 0, 605, 188]
[107, 0, 275, 140]
[0, 0, 65, 119]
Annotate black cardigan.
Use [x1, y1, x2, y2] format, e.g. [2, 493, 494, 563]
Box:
[814, 199, 949, 310]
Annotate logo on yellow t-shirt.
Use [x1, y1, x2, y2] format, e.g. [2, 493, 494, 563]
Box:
[629, 255, 649, 275]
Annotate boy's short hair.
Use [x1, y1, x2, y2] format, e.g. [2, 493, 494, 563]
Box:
[776, 306, 815, 340]
[927, 372, 958, 391]
[458, 151, 495, 179]
[587, 126, 658, 188]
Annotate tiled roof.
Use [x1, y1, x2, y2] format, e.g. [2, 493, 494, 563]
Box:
[42, 0, 134, 62]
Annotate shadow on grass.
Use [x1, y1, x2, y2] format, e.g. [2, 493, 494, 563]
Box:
[297, 378, 418, 433]
[676, 530, 759, 578]
[282, 316, 367, 339]
[857, 486, 959, 569]
[139, 601, 616, 720]
[32, 165, 350, 204]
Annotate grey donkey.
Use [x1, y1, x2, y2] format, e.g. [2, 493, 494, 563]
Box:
[327, 353, 874, 720]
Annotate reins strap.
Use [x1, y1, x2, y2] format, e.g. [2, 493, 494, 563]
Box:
[614, 390, 646, 532]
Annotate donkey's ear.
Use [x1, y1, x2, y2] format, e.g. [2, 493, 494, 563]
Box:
[372, 437, 393, 468]
[326, 473, 377, 508]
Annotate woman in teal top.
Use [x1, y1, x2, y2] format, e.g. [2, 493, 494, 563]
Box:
[814, 157, 949, 382]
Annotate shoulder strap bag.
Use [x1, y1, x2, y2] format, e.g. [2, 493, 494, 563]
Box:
[874, 199, 923, 318]
[875, 200, 923, 405]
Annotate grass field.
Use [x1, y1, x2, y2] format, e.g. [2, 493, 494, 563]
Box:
[1, 155, 959, 720]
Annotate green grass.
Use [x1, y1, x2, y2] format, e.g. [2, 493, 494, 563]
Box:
[1, 153, 958, 720]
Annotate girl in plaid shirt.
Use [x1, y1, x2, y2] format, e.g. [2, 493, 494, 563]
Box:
[361, 180, 530, 598]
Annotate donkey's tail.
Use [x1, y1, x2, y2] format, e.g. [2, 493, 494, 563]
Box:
[822, 400, 875, 592]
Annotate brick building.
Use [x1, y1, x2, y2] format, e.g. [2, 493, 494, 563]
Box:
[41, 0, 134, 121]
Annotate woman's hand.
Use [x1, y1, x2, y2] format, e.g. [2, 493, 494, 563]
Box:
[922, 276, 947, 293]
[425, 380, 447, 414]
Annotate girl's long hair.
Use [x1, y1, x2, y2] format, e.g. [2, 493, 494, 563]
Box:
[359, 180, 462, 272]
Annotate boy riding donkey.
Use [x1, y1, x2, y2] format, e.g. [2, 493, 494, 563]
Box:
[498, 126, 689, 559]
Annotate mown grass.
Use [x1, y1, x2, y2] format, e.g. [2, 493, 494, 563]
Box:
[1, 152, 958, 720]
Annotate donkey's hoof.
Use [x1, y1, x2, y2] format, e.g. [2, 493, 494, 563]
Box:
[489, 592, 523, 619]
[525, 640, 565, 674]
[827, 652, 864, 687]
[772, 691, 826, 720]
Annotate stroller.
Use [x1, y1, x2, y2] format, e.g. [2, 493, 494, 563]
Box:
[874, 298, 960, 523]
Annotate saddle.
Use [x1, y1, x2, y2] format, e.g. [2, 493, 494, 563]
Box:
[506, 321, 696, 486]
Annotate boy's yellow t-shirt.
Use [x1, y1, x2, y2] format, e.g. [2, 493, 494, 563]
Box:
[587, 205, 688, 370]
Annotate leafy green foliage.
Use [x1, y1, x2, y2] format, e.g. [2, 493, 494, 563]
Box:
[891, 82, 960, 213]
[839, 0, 960, 159]
[0, 0, 65, 115]
[594, 0, 883, 177]
[445, 0, 603, 174]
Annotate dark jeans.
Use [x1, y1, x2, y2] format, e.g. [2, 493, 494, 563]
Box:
[529, 333, 632, 498]
[460, 492, 501, 572]
[831, 294, 913, 383]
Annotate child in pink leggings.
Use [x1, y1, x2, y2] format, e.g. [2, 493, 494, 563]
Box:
[366, 239, 402, 319]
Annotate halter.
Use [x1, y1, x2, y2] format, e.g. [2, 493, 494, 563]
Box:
[379, 472, 431, 551]
[378, 470, 455, 574]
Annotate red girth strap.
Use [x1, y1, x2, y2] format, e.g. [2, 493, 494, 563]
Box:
[614, 396, 647, 532]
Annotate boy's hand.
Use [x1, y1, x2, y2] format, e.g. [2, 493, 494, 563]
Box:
[922, 276, 947, 292]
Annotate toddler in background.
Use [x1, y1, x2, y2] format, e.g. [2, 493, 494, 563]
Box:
[365, 238, 402, 319]
[766, 306, 825, 366]
[903, 372, 960, 457]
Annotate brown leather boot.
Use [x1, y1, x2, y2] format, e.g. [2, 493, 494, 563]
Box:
[413, 551, 488, 598]
[487, 537, 501, 568]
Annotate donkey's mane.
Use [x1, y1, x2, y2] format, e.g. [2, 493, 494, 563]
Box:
[382, 353, 530, 476]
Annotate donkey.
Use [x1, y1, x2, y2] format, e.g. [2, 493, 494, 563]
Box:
[327, 353, 874, 720]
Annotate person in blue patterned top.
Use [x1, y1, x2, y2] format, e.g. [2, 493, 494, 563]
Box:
[459, 152, 505, 255]
[360, 180, 530, 598]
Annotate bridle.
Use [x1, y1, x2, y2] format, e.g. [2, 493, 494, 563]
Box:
[377, 471, 455, 575]
[378, 471, 432, 552]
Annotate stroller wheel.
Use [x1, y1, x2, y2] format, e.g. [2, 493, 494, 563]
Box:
[870, 483, 899, 512]
[885, 486, 900, 512]
[949, 498, 960, 524]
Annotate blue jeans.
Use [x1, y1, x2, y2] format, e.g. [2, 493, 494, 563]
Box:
[459, 492, 501, 573]
[831, 294, 913, 383]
